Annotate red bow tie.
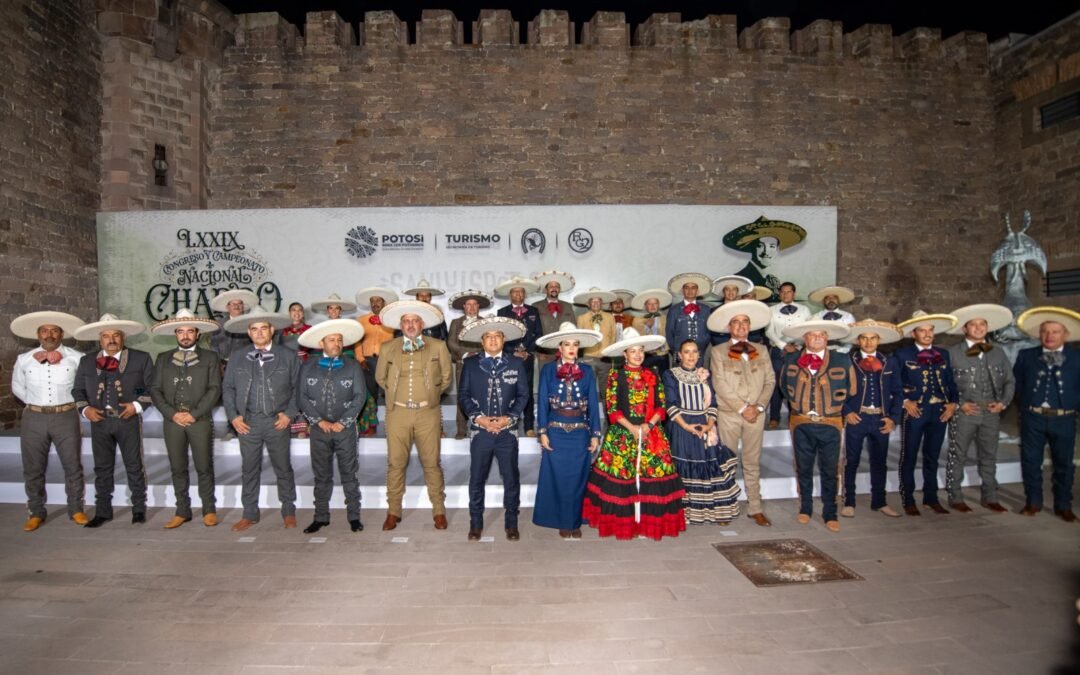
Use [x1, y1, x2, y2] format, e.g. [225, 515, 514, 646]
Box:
[683, 303, 699, 315]
[96, 356, 120, 371]
[512, 306, 527, 318]
[547, 302, 560, 315]
[556, 363, 582, 381]
[797, 353, 823, 371]
[860, 355, 883, 372]
[34, 351, 62, 365]
[369, 315, 382, 326]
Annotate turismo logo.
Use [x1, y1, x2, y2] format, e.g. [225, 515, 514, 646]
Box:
[521, 228, 546, 254]
[443, 233, 503, 250]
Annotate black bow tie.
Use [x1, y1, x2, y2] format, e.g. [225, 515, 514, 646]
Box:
[780, 305, 797, 315]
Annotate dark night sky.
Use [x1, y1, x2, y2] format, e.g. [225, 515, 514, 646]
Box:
[218, 1, 1078, 42]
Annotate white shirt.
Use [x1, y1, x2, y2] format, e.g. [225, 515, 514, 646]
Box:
[766, 302, 812, 350]
[12, 345, 83, 406]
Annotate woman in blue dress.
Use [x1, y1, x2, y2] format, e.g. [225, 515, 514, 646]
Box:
[663, 340, 742, 524]
[532, 322, 603, 538]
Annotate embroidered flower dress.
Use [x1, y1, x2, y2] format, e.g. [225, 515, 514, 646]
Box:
[582, 365, 686, 540]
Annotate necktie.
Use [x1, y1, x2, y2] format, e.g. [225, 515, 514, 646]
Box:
[860, 355, 883, 372]
[1041, 351, 1063, 367]
[34, 351, 62, 365]
[683, 303, 699, 315]
[511, 306, 527, 318]
[547, 302, 560, 316]
[966, 342, 993, 358]
[245, 349, 275, 364]
[403, 336, 424, 353]
[369, 315, 382, 326]
[96, 356, 119, 371]
[318, 356, 343, 371]
[797, 353, 823, 371]
[556, 362, 582, 381]
[916, 348, 942, 366]
[780, 305, 797, 316]
[823, 311, 842, 321]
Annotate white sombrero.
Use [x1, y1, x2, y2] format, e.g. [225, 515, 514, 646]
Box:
[72, 313, 146, 341]
[10, 311, 85, 340]
[707, 300, 772, 333]
[354, 286, 398, 307]
[711, 275, 753, 298]
[781, 319, 851, 342]
[208, 289, 259, 313]
[601, 327, 667, 358]
[751, 286, 773, 301]
[379, 300, 444, 330]
[448, 289, 494, 311]
[609, 289, 635, 307]
[533, 270, 576, 293]
[494, 275, 540, 297]
[667, 272, 712, 296]
[535, 321, 603, 349]
[310, 293, 358, 314]
[947, 304, 1014, 335]
[808, 286, 856, 305]
[403, 279, 445, 297]
[573, 287, 617, 306]
[1016, 306, 1080, 340]
[298, 318, 365, 349]
[223, 306, 292, 332]
[630, 289, 672, 311]
[897, 310, 957, 337]
[843, 319, 902, 344]
[458, 316, 527, 343]
[150, 309, 220, 336]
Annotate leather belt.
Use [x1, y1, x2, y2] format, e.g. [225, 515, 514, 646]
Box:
[547, 421, 589, 432]
[790, 413, 843, 430]
[551, 408, 585, 418]
[860, 406, 883, 415]
[25, 403, 76, 414]
[394, 400, 429, 409]
[103, 408, 122, 418]
[1028, 407, 1075, 417]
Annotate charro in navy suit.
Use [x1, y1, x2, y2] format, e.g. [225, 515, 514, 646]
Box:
[666, 299, 711, 356]
[842, 350, 903, 513]
[496, 302, 541, 434]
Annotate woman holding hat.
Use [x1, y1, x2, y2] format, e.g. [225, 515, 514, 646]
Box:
[662, 340, 741, 525]
[532, 322, 604, 538]
[582, 328, 686, 540]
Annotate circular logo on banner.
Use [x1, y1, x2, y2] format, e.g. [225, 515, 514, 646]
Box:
[521, 228, 546, 254]
[568, 228, 593, 253]
[345, 226, 378, 259]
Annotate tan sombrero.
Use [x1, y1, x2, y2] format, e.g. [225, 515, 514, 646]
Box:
[72, 313, 146, 341]
[843, 319, 902, 344]
[379, 300, 444, 330]
[10, 311, 85, 340]
[711, 275, 753, 298]
[354, 286, 398, 307]
[609, 289, 635, 307]
[808, 286, 856, 305]
[897, 310, 957, 337]
[781, 319, 851, 342]
[667, 272, 712, 296]
[150, 309, 220, 336]
[751, 286, 773, 301]
[947, 304, 1014, 335]
[298, 318, 365, 349]
[601, 327, 667, 358]
[403, 279, 445, 297]
[209, 289, 259, 313]
[459, 316, 527, 343]
[1016, 306, 1080, 340]
[448, 289, 494, 311]
[722, 215, 807, 252]
[707, 300, 772, 333]
[494, 275, 540, 297]
[310, 293, 358, 314]
[223, 306, 292, 332]
[533, 270, 576, 293]
[573, 287, 617, 306]
[630, 289, 673, 311]
[535, 321, 603, 349]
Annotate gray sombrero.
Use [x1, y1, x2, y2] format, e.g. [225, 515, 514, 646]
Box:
[209, 289, 259, 313]
[223, 306, 292, 332]
[459, 316, 527, 343]
[150, 308, 220, 336]
[73, 313, 146, 341]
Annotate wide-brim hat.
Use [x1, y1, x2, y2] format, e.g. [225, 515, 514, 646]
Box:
[494, 275, 540, 297]
[379, 300, 444, 330]
[722, 215, 807, 252]
[533, 270, 575, 293]
[458, 316, 526, 343]
[601, 327, 667, 358]
[10, 311, 85, 340]
[947, 304, 1014, 335]
[609, 289, 635, 307]
[781, 320, 851, 342]
[355, 286, 399, 307]
[150, 309, 220, 336]
[209, 289, 259, 313]
[843, 319, 902, 344]
[667, 272, 712, 296]
[223, 306, 292, 333]
[72, 313, 146, 341]
[897, 310, 957, 337]
[630, 289, 673, 311]
[1016, 306, 1080, 340]
[750, 286, 773, 301]
[310, 293, 358, 314]
[448, 289, 493, 311]
[711, 275, 753, 298]
[536, 321, 603, 349]
[808, 286, 855, 305]
[298, 319, 365, 349]
[403, 279, 445, 297]
[707, 300, 772, 332]
[573, 287, 617, 306]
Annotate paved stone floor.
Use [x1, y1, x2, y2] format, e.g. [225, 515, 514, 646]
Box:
[1, 486, 1078, 675]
